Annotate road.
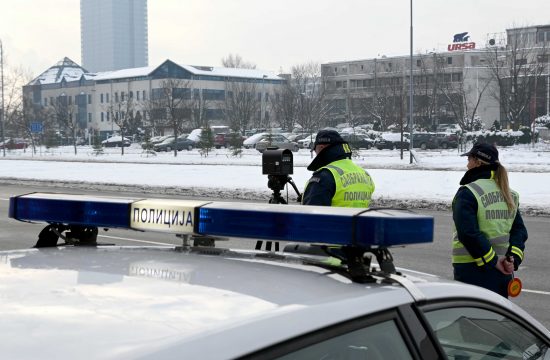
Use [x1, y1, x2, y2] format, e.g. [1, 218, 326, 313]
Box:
[1, 183, 548, 329]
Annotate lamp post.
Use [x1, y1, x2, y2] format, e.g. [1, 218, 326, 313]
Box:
[261, 75, 267, 128]
[408, 0, 414, 163]
[1, 39, 5, 157]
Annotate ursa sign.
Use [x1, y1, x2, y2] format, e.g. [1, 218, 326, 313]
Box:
[448, 32, 476, 51]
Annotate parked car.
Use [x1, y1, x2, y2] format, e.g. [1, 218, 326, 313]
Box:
[411, 133, 440, 150]
[255, 134, 300, 153]
[375, 133, 410, 150]
[214, 132, 245, 148]
[7, 192, 550, 360]
[0, 138, 29, 150]
[434, 132, 459, 149]
[297, 133, 317, 149]
[243, 132, 269, 149]
[101, 135, 131, 147]
[153, 136, 195, 152]
[340, 133, 375, 149]
[141, 135, 174, 150]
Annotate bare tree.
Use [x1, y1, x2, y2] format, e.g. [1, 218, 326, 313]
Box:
[147, 78, 193, 156]
[485, 34, 549, 130]
[48, 94, 79, 154]
[271, 79, 298, 131]
[292, 62, 330, 133]
[4, 66, 36, 147]
[190, 89, 211, 130]
[224, 80, 260, 134]
[106, 94, 138, 155]
[221, 54, 256, 69]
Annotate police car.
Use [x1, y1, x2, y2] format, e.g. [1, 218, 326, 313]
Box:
[3, 193, 550, 359]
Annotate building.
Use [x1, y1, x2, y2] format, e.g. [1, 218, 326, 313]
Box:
[80, 0, 148, 72]
[322, 25, 550, 131]
[322, 50, 499, 131]
[23, 58, 285, 140]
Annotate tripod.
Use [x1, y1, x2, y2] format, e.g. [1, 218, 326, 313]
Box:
[255, 174, 302, 251]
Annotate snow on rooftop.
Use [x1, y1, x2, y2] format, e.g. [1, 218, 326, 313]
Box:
[28, 58, 283, 86]
[28, 57, 87, 85]
[91, 66, 157, 81]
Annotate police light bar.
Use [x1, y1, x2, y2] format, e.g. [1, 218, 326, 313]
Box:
[9, 193, 433, 248]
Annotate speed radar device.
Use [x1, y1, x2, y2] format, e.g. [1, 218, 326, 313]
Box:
[261, 147, 301, 207]
[262, 148, 293, 176]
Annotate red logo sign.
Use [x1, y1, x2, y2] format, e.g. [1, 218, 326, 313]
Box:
[448, 42, 476, 51]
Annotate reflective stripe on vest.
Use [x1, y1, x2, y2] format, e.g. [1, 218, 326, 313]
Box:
[452, 178, 519, 265]
[304, 159, 375, 208]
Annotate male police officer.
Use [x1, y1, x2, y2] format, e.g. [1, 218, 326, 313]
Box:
[302, 130, 375, 207]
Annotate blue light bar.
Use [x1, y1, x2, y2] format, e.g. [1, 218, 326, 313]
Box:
[9, 193, 434, 247]
[9, 193, 136, 228]
[196, 203, 433, 247]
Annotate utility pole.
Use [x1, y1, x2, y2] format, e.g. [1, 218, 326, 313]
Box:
[1, 39, 6, 157]
[409, 0, 414, 163]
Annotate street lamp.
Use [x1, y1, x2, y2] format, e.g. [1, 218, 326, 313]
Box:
[408, 0, 414, 163]
[1, 39, 5, 157]
[261, 75, 267, 128]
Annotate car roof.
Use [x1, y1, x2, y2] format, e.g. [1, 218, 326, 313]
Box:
[3, 244, 535, 360]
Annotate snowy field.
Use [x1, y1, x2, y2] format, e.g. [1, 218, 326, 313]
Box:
[1, 143, 549, 215]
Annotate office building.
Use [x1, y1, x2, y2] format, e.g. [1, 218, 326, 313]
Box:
[80, 0, 148, 72]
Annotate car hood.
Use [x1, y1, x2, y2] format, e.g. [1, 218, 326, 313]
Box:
[0, 246, 408, 359]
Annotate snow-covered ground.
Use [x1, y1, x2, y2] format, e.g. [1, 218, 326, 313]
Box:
[1, 143, 549, 215]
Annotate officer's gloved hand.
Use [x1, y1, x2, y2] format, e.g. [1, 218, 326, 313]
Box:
[506, 246, 521, 271]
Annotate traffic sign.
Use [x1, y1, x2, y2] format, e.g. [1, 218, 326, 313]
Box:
[30, 122, 43, 134]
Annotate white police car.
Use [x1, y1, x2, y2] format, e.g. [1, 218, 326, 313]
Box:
[3, 193, 550, 359]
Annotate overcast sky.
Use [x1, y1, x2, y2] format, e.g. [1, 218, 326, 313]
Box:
[1, 0, 549, 77]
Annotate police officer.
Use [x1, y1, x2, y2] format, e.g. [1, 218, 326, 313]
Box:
[452, 142, 528, 298]
[302, 130, 375, 207]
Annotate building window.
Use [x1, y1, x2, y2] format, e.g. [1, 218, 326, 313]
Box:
[452, 73, 462, 82]
[538, 55, 549, 63]
[136, 91, 140, 100]
[142, 90, 146, 100]
[101, 112, 104, 122]
[447, 57, 453, 65]
[107, 112, 110, 121]
[516, 58, 528, 66]
[129, 91, 133, 99]
[416, 59, 421, 67]
[50, 97, 54, 106]
[334, 67, 337, 72]
[121, 92, 125, 101]
[88, 113, 92, 122]
[100, 93, 104, 103]
[88, 94, 92, 104]
[68, 96, 72, 105]
[115, 92, 119, 103]
[106, 93, 110, 103]
[44, 98, 48, 106]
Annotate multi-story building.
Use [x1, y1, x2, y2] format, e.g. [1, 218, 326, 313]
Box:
[23, 57, 285, 140]
[80, 0, 148, 72]
[322, 50, 499, 130]
[322, 25, 550, 131]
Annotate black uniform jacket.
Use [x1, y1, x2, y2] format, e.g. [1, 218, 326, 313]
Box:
[302, 144, 351, 206]
[452, 165, 528, 269]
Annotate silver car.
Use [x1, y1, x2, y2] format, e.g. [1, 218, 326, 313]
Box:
[255, 134, 300, 153]
[3, 193, 550, 359]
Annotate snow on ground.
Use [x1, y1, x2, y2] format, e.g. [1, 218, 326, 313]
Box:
[1, 143, 549, 215]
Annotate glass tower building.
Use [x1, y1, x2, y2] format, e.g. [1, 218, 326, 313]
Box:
[80, 0, 148, 72]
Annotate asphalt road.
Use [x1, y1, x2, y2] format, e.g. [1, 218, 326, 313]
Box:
[1, 183, 548, 330]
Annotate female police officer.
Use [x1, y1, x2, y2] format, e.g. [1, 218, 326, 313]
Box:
[302, 130, 375, 207]
[452, 142, 528, 298]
